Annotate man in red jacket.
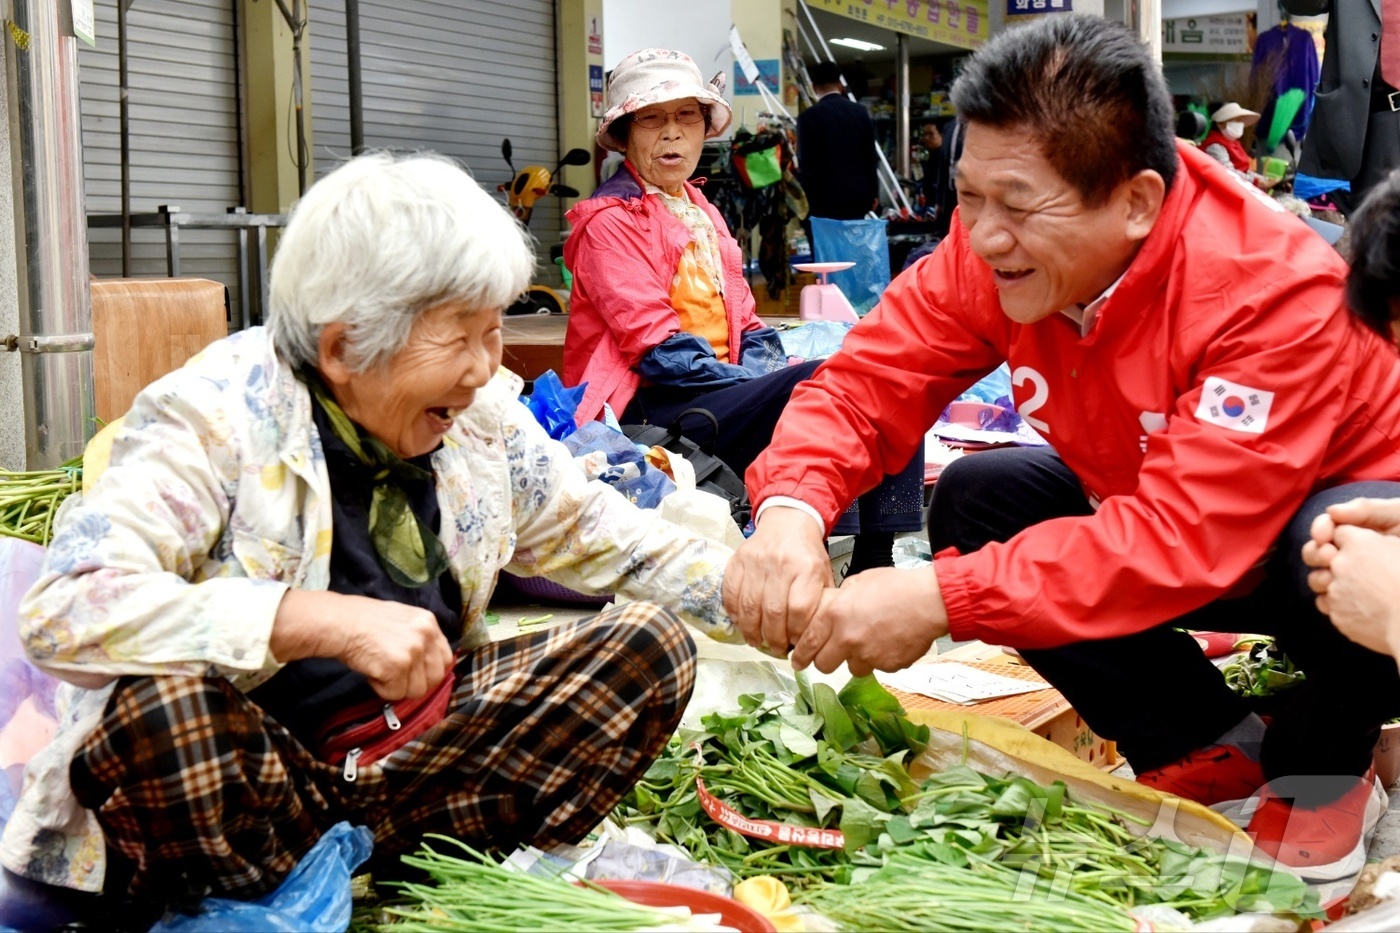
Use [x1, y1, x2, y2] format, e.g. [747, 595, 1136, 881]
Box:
[727, 14, 1400, 884]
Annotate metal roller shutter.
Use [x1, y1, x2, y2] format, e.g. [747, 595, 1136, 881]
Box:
[309, 0, 562, 281]
[79, 0, 243, 319]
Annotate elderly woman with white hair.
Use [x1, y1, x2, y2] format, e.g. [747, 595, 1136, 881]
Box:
[0, 153, 731, 926]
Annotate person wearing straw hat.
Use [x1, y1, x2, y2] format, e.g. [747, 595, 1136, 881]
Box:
[1201, 102, 1260, 174]
[563, 48, 926, 578]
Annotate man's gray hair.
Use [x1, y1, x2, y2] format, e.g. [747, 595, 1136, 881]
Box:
[267, 152, 535, 372]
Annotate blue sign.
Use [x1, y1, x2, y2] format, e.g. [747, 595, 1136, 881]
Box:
[734, 59, 780, 97]
[589, 63, 604, 95]
[1007, 0, 1071, 14]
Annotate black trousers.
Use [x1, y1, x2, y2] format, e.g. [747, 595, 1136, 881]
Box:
[624, 359, 925, 535]
[929, 445, 1400, 779]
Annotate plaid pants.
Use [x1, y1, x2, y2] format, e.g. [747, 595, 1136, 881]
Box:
[68, 601, 695, 904]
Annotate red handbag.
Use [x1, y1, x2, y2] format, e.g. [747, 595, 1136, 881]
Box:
[316, 673, 455, 781]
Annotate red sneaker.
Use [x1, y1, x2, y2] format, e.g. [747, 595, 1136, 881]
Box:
[1246, 768, 1386, 883]
[1136, 743, 1265, 806]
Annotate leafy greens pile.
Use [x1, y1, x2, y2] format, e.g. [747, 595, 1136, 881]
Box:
[1221, 637, 1305, 698]
[615, 674, 1320, 927]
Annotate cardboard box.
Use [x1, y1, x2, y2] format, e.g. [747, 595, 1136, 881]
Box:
[887, 654, 1121, 772]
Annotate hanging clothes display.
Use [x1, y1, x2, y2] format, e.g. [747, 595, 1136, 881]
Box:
[1250, 20, 1320, 150]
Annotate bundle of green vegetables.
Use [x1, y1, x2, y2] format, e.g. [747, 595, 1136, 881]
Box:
[374, 835, 733, 932]
[1221, 637, 1305, 698]
[0, 456, 81, 545]
[797, 848, 1140, 931]
[616, 675, 1320, 925]
[619, 675, 928, 884]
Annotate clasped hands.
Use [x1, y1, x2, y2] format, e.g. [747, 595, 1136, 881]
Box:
[1302, 497, 1400, 661]
[722, 506, 949, 676]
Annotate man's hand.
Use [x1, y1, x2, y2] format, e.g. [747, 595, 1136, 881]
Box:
[271, 590, 454, 701]
[792, 566, 948, 676]
[1325, 497, 1400, 537]
[1312, 524, 1400, 660]
[1305, 497, 1400, 594]
[724, 506, 832, 656]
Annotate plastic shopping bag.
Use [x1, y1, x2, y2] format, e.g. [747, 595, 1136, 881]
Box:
[563, 421, 676, 509]
[525, 370, 584, 441]
[149, 822, 373, 933]
[811, 216, 891, 315]
[777, 320, 852, 361]
[0, 538, 57, 834]
[648, 446, 746, 551]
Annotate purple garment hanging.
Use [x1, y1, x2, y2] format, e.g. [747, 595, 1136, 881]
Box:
[1251, 23, 1321, 139]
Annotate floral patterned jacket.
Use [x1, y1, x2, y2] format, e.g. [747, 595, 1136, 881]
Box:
[0, 327, 733, 892]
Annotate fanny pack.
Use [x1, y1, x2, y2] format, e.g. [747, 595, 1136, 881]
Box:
[316, 673, 456, 781]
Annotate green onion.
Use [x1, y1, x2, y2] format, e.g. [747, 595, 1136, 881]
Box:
[0, 461, 81, 545]
[378, 835, 709, 932]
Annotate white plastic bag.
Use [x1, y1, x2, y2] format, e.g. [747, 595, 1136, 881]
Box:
[651, 447, 746, 551]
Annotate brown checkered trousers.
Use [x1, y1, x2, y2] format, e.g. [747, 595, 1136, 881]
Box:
[67, 601, 696, 905]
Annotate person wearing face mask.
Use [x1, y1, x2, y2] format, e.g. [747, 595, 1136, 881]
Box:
[1201, 102, 1258, 173]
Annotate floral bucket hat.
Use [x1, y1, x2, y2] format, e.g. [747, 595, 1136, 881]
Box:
[596, 48, 733, 152]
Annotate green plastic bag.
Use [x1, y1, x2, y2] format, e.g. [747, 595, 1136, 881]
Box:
[742, 146, 783, 188]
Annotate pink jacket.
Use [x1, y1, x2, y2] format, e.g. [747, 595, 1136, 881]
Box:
[563, 162, 766, 424]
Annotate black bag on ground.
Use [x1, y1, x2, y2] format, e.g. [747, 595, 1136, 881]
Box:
[623, 408, 751, 529]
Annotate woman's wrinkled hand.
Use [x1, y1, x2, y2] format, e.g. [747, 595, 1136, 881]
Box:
[271, 590, 454, 700]
[724, 507, 832, 658]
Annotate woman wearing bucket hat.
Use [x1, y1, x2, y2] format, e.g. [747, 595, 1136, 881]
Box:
[563, 48, 926, 578]
[1202, 101, 1261, 174]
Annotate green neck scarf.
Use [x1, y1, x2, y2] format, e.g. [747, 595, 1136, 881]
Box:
[300, 368, 450, 589]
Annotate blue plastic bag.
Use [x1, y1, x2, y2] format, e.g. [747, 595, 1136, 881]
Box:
[777, 321, 852, 361]
[956, 363, 1012, 405]
[563, 421, 676, 509]
[149, 823, 373, 933]
[525, 370, 584, 441]
[811, 217, 891, 315]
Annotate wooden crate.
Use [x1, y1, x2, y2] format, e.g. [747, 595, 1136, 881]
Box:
[92, 278, 229, 423]
[887, 659, 1121, 771]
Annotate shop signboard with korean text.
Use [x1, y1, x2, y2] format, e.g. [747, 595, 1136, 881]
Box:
[808, 0, 989, 52]
[1161, 14, 1251, 55]
[589, 64, 605, 117]
[1007, 0, 1070, 14]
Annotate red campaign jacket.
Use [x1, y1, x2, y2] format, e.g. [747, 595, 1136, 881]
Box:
[563, 162, 766, 425]
[748, 143, 1400, 650]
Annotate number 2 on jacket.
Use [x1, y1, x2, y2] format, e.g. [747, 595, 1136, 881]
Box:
[1012, 365, 1050, 434]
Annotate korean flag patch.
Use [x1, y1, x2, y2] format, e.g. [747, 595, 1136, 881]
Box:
[1194, 376, 1274, 435]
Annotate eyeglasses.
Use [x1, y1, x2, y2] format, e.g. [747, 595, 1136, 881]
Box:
[631, 105, 706, 129]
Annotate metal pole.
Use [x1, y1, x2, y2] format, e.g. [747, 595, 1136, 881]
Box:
[118, 0, 131, 276]
[1132, 0, 1162, 63]
[346, 0, 363, 154]
[6, 0, 96, 467]
[896, 33, 910, 183]
[273, 0, 308, 193]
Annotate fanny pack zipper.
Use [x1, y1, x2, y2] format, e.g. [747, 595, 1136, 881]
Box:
[343, 747, 363, 782]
